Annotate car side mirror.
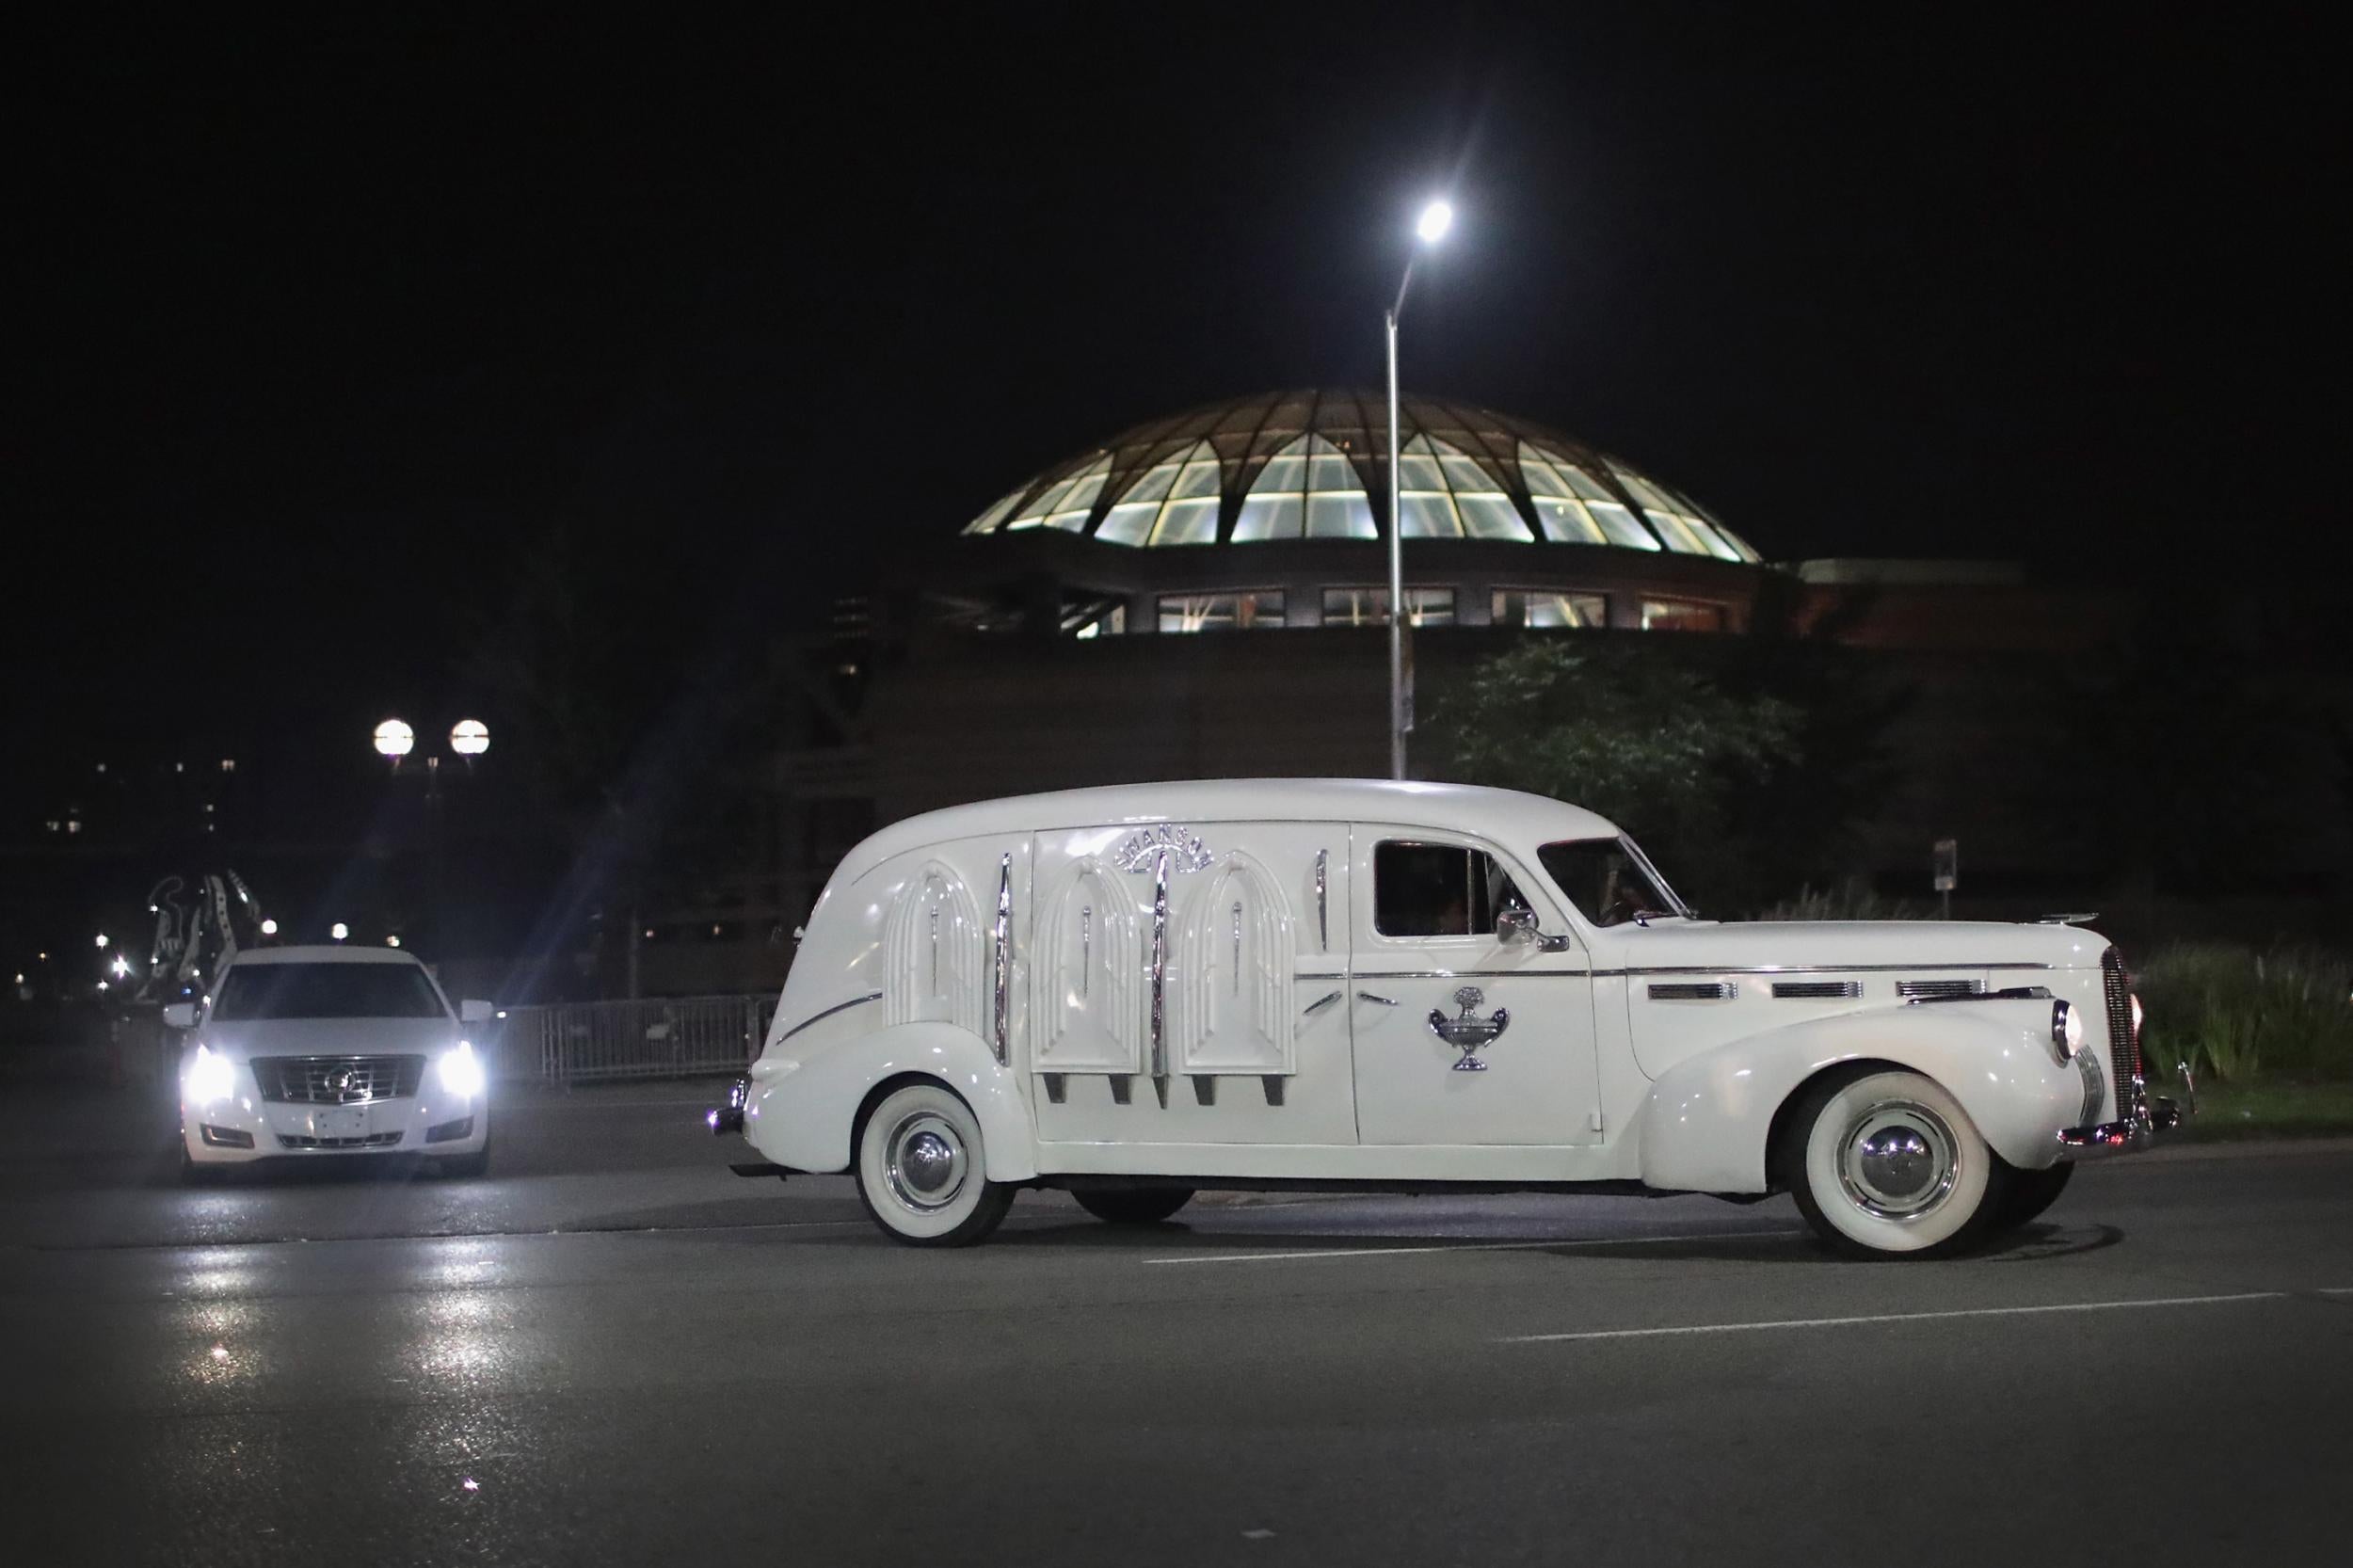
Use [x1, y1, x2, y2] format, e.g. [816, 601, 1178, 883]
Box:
[459, 1000, 494, 1023]
[1497, 907, 1573, 953]
[161, 1002, 197, 1029]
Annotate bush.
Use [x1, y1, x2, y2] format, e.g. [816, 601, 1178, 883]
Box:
[2132, 944, 2353, 1083]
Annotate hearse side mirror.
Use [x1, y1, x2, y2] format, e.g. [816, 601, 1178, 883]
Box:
[160, 1002, 197, 1029]
[459, 1000, 494, 1024]
[1497, 908, 1573, 953]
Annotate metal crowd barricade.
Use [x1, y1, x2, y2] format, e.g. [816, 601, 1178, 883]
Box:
[487, 994, 776, 1084]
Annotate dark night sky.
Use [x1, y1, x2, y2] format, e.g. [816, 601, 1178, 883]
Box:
[9, 3, 2342, 796]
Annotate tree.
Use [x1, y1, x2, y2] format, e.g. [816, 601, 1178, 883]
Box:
[1422, 638, 1805, 909]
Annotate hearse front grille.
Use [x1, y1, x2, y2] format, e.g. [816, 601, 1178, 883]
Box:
[278, 1132, 405, 1150]
[2103, 946, 2140, 1115]
[252, 1055, 425, 1105]
[1896, 978, 1985, 1000]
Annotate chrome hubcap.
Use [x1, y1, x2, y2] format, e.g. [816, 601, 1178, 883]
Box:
[884, 1113, 968, 1212]
[1837, 1101, 1960, 1221]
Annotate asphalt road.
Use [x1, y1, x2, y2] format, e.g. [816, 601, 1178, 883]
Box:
[3, 1079, 2349, 1567]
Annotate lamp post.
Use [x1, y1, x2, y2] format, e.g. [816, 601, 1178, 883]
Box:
[370, 717, 489, 951]
[1386, 198, 1453, 780]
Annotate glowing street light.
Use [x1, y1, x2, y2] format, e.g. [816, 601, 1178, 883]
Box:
[449, 718, 489, 758]
[1385, 196, 1454, 780]
[94, 933, 110, 950]
[386, 935, 402, 948]
[330, 922, 349, 941]
[260, 918, 278, 937]
[374, 718, 416, 760]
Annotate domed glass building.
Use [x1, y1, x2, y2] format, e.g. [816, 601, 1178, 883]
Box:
[936, 390, 1773, 638]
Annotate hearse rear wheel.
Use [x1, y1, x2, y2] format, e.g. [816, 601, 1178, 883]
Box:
[855, 1082, 1015, 1247]
[1074, 1188, 1193, 1225]
[1783, 1066, 2007, 1260]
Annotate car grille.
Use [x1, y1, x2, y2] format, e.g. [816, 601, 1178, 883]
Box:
[2102, 947, 2140, 1115]
[278, 1132, 405, 1150]
[252, 1055, 425, 1104]
[1896, 978, 1985, 1000]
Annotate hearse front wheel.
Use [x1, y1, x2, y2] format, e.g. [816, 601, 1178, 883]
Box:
[1074, 1188, 1193, 1225]
[1784, 1067, 2005, 1259]
[855, 1082, 1015, 1247]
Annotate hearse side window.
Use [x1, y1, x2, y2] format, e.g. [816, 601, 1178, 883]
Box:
[1374, 841, 1529, 937]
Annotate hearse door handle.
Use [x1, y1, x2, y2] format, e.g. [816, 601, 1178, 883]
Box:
[1355, 990, 1398, 1007]
[1302, 991, 1344, 1017]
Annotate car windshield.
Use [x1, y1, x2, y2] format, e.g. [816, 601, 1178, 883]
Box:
[212, 963, 447, 1021]
[1538, 838, 1689, 928]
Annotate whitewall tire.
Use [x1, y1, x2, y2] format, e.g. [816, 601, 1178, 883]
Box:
[1785, 1067, 2005, 1259]
[854, 1082, 1015, 1247]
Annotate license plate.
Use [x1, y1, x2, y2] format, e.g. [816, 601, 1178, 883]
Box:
[317, 1107, 365, 1137]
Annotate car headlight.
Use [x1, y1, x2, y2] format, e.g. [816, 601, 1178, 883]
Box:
[2130, 993, 2144, 1041]
[437, 1041, 485, 1098]
[185, 1043, 236, 1105]
[2050, 1000, 2083, 1064]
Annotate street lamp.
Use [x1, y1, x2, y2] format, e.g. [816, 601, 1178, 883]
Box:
[449, 718, 489, 759]
[1386, 198, 1453, 780]
[374, 718, 416, 760]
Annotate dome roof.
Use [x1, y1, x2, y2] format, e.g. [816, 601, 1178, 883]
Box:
[961, 389, 1760, 564]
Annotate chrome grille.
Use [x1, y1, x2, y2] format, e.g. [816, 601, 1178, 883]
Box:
[1648, 982, 1736, 1000]
[1897, 978, 1985, 1000]
[2103, 947, 2139, 1113]
[278, 1131, 405, 1150]
[252, 1055, 425, 1104]
[1772, 980, 1863, 1000]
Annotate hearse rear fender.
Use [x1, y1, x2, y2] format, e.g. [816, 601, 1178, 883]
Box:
[1635, 1004, 2080, 1194]
[748, 1022, 1039, 1181]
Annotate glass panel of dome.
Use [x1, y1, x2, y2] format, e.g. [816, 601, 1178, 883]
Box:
[1398, 452, 1447, 491]
[963, 485, 1026, 536]
[1401, 492, 1460, 538]
[1712, 522, 1765, 563]
[1585, 500, 1662, 551]
[1147, 496, 1222, 546]
[1643, 508, 1709, 554]
[1232, 494, 1303, 541]
[1519, 443, 1615, 503]
[1119, 462, 1181, 505]
[1253, 453, 1305, 492]
[1305, 491, 1377, 538]
[1170, 452, 1222, 498]
[1095, 504, 1152, 546]
[1493, 589, 1608, 628]
[1438, 455, 1494, 493]
[1306, 451, 1359, 493]
[1458, 494, 1533, 540]
[1530, 497, 1606, 545]
[1045, 469, 1108, 532]
[1612, 470, 1677, 513]
[1679, 515, 1746, 562]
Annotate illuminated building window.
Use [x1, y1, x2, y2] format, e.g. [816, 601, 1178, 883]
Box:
[1493, 589, 1608, 628]
[1071, 605, 1127, 640]
[1641, 598, 1727, 632]
[1003, 452, 1112, 534]
[1096, 440, 1226, 546]
[1157, 591, 1285, 632]
[1394, 435, 1533, 540]
[1321, 586, 1456, 628]
[1231, 435, 1376, 541]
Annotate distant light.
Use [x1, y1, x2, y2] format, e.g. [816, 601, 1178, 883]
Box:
[94, 933, 109, 949]
[260, 918, 279, 936]
[11, 973, 21, 984]
[1416, 200, 1453, 244]
[110, 956, 130, 978]
[330, 923, 349, 941]
[96, 980, 109, 992]
[374, 718, 416, 759]
[449, 718, 490, 757]
[386, 936, 401, 949]
[220, 759, 236, 773]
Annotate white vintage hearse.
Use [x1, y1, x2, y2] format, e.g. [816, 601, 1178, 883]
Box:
[712, 780, 2179, 1256]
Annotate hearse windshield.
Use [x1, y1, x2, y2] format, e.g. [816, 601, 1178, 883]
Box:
[1538, 838, 1689, 928]
[212, 963, 448, 1021]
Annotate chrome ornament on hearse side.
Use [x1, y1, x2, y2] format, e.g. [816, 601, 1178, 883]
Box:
[1428, 984, 1510, 1071]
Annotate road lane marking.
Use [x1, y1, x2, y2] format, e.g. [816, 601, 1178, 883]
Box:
[1500, 1290, 2285, 1343]
[1146, 1228, 1801, 1265]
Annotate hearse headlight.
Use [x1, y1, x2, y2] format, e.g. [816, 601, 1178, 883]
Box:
[2050, 1000, 2083, 1064]
[185, 1043, 236, 1105]
[437, 1040, 485, 1098]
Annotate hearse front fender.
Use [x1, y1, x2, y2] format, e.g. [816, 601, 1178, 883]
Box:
[748, 1021, 1039, 1181]
[1634, 1003, 2080, 1195]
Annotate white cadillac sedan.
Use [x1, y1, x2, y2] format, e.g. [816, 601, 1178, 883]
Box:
[168, 946, 493, 1179]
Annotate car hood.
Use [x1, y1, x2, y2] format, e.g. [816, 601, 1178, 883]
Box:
[1603, 919, 2109, 972]
[197, 1018, 464, 1061]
